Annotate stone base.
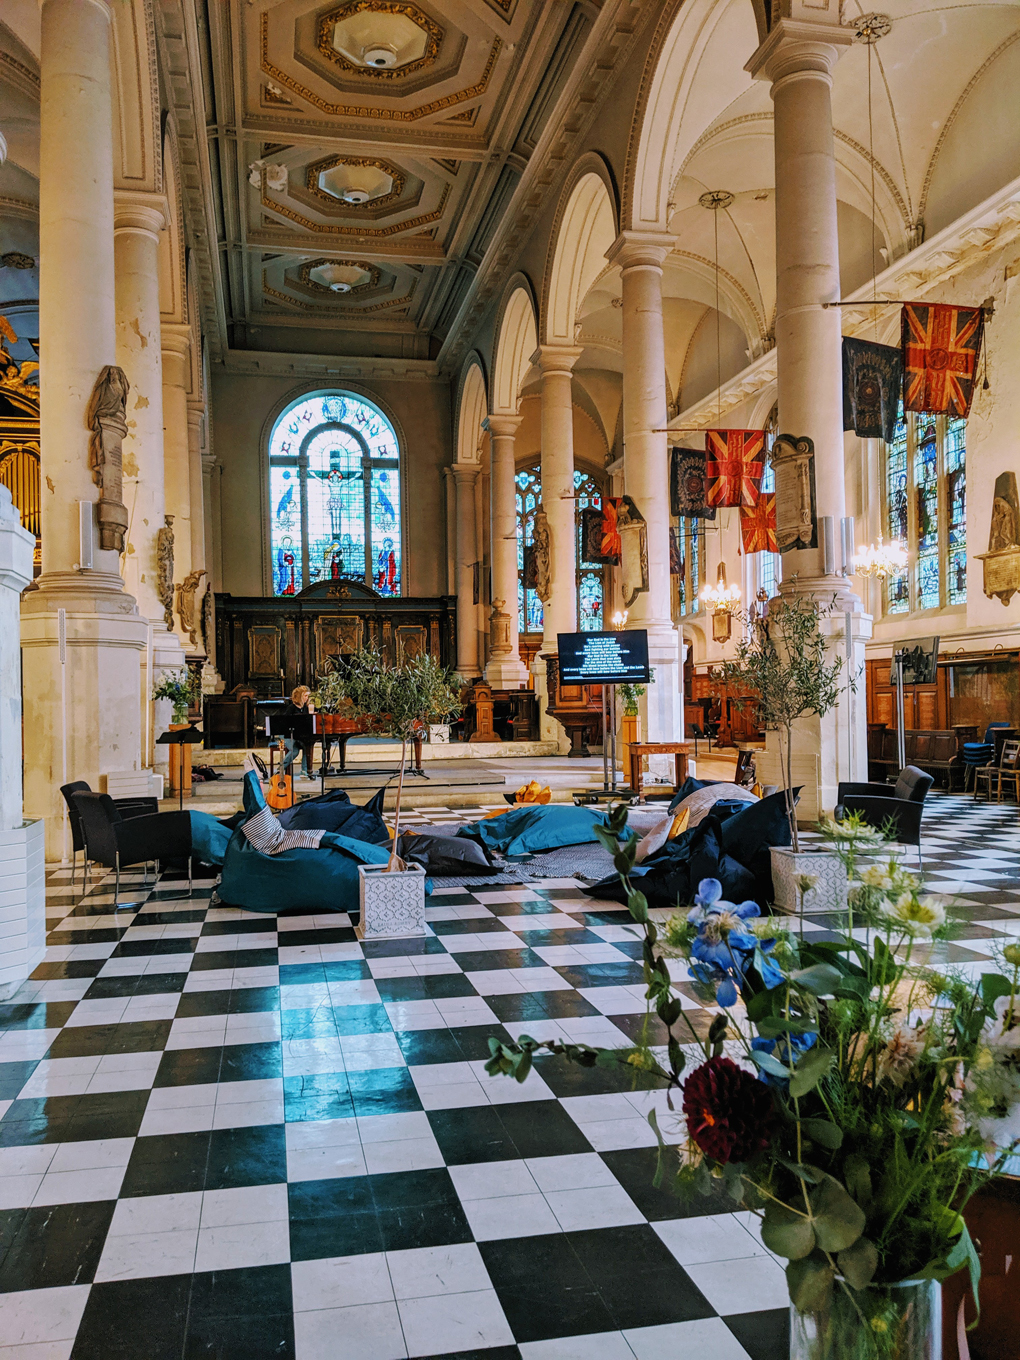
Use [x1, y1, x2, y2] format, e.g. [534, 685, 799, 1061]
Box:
[0, 820, 46, 999]
[484, 655, 530, 689]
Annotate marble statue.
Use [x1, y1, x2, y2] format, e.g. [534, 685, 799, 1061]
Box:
[85, 365, 131, 552]
[176, 569, 207, 648]
[532, 506, 551, 603]
[156, 515, 175, 632]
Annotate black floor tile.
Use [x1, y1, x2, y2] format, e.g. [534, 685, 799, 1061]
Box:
[280, 1010, 340, 1041]
[155, 1045, 224, 1089]
[568, 1224, 716, 1329]
[190, 948, 278, 972]
[0, 1061, 38, 1100]
[0, 1090, 149, 1146]
[447, 949, 543, 971]
[374, 973, 477, 1002]
[219, 1042, 283, 1083]
[428, 1100, 591, 1165]
[360, 936, 449, 958]
[205, 1124, 287, 1190]
[188, 1261, 292, 1320]
[555, 962, 646, 988]
[494, 1101, 594, 1159]
[134, 910, 207, 926]
[46, 1019, 172, 1060]
[611, 1012, 671, 1048]
[200, 919, 281, 938]
[348, 1067, 423, 1116]
[121, 1131, 212, 1197]
[598, 1147, 737, 1220]
[394, 1029, 470, 1066]
[46, 928, 126, 947]
[83, 974, 188, 1000]
[72, 1273, 191, 1360]
[287, 1176, 380, 1259]
[486, 991, 600, 1023]
[0, 1200, 115, 1290]
[283, 1072, 354, 1123]
[184, 1310, 295, 1360]
[427, 1351, 521, 1360]
[533, 1053, 661, 1099]
[0, 1001, 78, 1030]
[724, 1307, 790, 1360]
[30, 959, 105, 979]
[111, 938, 197, 958]
[479, 1233, 616, 1343]
[429, 918, 511, 936]
[177, 987, 280, 1019]
[274, 926, 356, 947]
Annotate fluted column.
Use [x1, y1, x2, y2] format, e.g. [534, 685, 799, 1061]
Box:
[161, 325, 192, 651]
[536, 345, 582, 651]
[747, 19, 871, 812]
[22, 0, 146, 857]
[451, 463, 479, 677]
[484, 414, 528, 688]
[607, 232, 683, 751]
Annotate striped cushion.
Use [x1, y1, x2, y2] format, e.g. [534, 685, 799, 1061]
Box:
[242, 803, 324, 855]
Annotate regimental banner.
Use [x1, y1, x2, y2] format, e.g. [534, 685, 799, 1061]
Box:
[901, 302, 984, 418]
[669, 446, 715, 519]
[740, 494, 778, 554]
[599, 499, 622, 564]
[705, 429, 766, 508]
[580, 506, 618, 565]
[842, 337, 902, 442]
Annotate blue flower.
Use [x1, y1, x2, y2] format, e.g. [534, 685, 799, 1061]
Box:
[687, 879, 784, 1006]
[750, 1030, 818, 1086]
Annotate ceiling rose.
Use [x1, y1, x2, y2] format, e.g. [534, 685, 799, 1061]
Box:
[301, 259, 380, 295]
[306, 155, 405, 210]
[317, 3, 443, 80]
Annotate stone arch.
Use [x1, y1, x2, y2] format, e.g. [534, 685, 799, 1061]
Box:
[544, 159, 618, 345]
[625, 0, 758, 233]
[455, 356, 488, 466]
[492, 281, 538, 415]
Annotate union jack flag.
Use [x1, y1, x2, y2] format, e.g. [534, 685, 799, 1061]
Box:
[705, 429, 766, 508]
[740, 494, 777, 554]
[901, 303, 984, 418]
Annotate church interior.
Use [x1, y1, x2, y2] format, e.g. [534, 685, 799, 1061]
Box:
[0, 0, 1019, 1356]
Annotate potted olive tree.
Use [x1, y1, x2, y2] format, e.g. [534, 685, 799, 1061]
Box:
[723, 594, 850, 914]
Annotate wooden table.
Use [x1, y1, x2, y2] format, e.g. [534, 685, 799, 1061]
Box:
[628, 742, 692, 799]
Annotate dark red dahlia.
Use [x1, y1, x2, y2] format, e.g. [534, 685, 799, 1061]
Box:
[682, 1057, 776, 1163]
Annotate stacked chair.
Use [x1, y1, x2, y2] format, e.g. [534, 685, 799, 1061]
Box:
[60, 781, 158, 893]
[68, 792, 195, 908]
[969, 725, 1018, 800]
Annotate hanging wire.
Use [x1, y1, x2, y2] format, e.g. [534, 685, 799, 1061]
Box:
[868, 39, 879, 340]
[714, 206, 722, 427]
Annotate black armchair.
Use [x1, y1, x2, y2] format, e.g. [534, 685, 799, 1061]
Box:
[60, 781, 159, 893]
[835, 765, 934, 871]
[70, 792, 194, 907]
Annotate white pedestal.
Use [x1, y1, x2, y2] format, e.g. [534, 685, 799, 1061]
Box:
[0, 820, 46, 999]
[356, 862, 427, 939]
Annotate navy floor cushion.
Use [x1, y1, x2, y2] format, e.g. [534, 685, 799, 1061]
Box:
[458, 804, 608, 858]
[187, 811, 233, 867]
[278, 787, 389, 844]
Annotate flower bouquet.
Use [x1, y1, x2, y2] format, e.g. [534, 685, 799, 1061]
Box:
[485, 804, 1020, 1360]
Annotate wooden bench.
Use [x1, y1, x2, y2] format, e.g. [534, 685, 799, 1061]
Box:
[868, 728, 962, 789]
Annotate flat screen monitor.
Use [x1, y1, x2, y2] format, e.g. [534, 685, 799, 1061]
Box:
[890, 636, 939, 687]
[557, 630, 650, 686]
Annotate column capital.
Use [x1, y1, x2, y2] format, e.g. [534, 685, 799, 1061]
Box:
[746, 18, 852, 86]
[606, 230, 674, 272]
[532, 343, 583, 377]
[484, 413, 522, 438]
[450, 462, 479, 485]
[114, 190, 168, 238]
[161, 323, 192, 360]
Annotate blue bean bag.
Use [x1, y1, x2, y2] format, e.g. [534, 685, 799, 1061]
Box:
[278, 786, 389, 843]
[458, 803, 609, 858]
[187, 810, 234, 867]
[217, 773, 394, 913]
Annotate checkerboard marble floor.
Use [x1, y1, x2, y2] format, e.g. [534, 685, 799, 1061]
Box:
[0, 792, 1017, 1360]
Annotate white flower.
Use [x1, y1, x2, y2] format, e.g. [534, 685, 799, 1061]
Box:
[876, 1025, 925, 1086]
[985, 994, 1020, 1051]
[882, 893, 946, 937]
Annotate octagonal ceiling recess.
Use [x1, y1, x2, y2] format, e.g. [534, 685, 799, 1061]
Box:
[305, 260, 378, 292]
[318, 3, 443, 78]
[319, 160, 395, 204]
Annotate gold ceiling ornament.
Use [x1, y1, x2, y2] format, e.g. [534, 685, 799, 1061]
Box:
[261, 277, 418, 315]
[698, 189, 735, 212]
[852, 13, 892, 44]
[316, 2, 443, 80]
[305, 154, 406, 210]
[261, 182, 450, 238]
[297, 258, 381, 293]
[261, 14, 500, 124]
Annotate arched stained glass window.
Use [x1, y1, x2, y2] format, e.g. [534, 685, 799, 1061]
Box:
[515, 463, 605, 634]
[268, 392, 401, 597]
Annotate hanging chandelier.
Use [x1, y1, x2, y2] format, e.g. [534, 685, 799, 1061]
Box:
[700, 563, 741, 615]
[854, 536, 907, 579]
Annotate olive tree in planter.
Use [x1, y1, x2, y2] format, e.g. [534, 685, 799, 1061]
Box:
[723, 594, 849, 915]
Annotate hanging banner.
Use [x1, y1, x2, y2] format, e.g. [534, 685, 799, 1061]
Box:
[669, 446, 716, 520]
[842, 337, 902, 442]
[705, 429, 766, 508]
[901, 302, 984, 418]
[606, 496, 647, 606]
[599, 498, 622, 564]
[580, 506, 618, 565]
[740, 494, 778, 554]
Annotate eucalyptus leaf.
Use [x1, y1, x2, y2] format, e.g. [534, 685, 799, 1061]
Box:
[800, 1118, 843, 1150]
[837, 1236, 878, 1290]
[810, 1177, 866, 1253]
[789, 1046, 835, 1098]
[843, 1155, 872, 1205]
[750, 1049, 792, 1079]
[627, 891, 649, 924]
[762, 1203, 816, 1260]
[790, 964, 843, 997]
[787, 1256, 835, 1314]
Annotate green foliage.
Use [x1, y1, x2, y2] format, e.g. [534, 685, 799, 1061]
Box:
[152, 668, 198, 719]
[618, 671, 654, 718]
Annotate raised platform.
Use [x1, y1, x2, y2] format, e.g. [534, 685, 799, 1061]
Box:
[199, 739, 558, 768]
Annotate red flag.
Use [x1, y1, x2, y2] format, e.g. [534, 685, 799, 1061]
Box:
[705, 429, 766, 508]
[901, 303, 983, 418]
[740, 495, 777, 554]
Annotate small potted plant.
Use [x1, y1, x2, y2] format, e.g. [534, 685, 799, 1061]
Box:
[723, 595, 849, 913]
[152, 668, 198, 725]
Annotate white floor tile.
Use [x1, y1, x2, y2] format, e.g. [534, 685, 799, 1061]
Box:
[0, 1285, 91, 1347]
[397, 1289, 514, 1357]
[518, 1332, 635, 1360]
[623, 1317, 754, 1360]
[291, 1254, 392, 1312]
[460, 1192, 560, 1241]
[684, 1252, 789, 1315]
[194, 1219, 291, 1272]
[294, 1302, 407, 1360]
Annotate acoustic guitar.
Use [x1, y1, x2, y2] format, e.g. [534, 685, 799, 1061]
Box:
[267, 770, 293, 810]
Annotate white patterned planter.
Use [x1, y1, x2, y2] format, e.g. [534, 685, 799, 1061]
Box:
[771, 846, 848, 915]
[357, 862, 427, 939]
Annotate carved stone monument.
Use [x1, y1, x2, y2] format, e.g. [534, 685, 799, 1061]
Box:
[156, 514, 175, 632]
[85, 365, 131, 552]
[976, 471, 1020, 605]
[488, 598, 511, 659]
[532, 506, 551, 603]
[175, 569, 207, 648]
[772, 433, 818, 552]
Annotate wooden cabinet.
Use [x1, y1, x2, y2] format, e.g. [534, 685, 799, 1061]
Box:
[691, 674, 761, 746]
[866, 650, 1020, 734]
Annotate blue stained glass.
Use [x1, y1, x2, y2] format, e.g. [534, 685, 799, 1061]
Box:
[268, 393, 401, 597]
[516, 464, 604, 634]
[885, 403, 909, 614]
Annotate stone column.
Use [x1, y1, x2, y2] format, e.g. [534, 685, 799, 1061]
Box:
[607, 233, 683, 756]
[536, 346, 581, 651]
[161, 325, 192, 651]
[0, 487, 45, 997]
[451, 463, 479, 678]
[747, 18, 871, 813]
[113, 192, 187, 769]
[22, 0, 147, 858]
[484, 414, 529, 688]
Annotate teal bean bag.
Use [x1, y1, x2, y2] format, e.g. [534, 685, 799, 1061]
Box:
[187, 810, 233, 867]
[458, 803, 609, 858]
[217, 772, 394, 913]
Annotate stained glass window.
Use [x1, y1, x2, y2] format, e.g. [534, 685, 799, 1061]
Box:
[267, 392, 401, 597]
[516, 463, 605, 634]
[756, 407, 781, 599]
[881, 401, 966, 614]
[673, 516, 704, 618]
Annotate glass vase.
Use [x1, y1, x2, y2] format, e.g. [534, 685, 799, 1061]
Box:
[790, 1279, 941, 1360]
